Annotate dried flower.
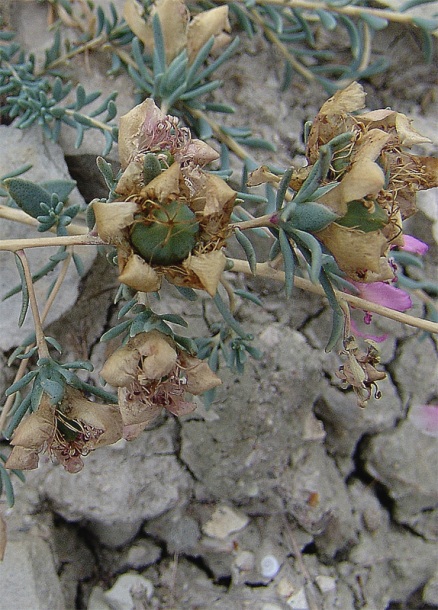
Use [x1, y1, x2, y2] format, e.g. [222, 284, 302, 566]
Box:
[101, 330, 221, 437]
[94, 99, 235, 296]
[336, 337, 386, 408]
[123, 0, 231, 65]
[303, 82, 438, 283]
[5, 389, 123, 473]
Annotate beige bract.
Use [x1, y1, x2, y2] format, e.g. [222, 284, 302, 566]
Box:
[5, 389, 123, 473]
[123, 0, 231, 65]
[94, 99, 235, 296]
[304, 82, 438, 282]
[101, 331, 221, 437]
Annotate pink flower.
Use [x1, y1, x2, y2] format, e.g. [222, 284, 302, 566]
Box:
[351, 281, 412, 312]
[349, 281, 412, 342]
[399, 234, 429, 255]
[408, 405, 438, 437]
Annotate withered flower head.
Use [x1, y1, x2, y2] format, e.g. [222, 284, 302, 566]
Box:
[300, 82, 438, 283]
[5, 389, 123, 473]
[123, 0, 231, 66]
[94, 99, 235, 297]
[101, 330, 221, 438]
[336, 336, 386, 408]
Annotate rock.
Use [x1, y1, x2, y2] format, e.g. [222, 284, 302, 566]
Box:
[0, 535, 65, 610]
[202, 505, 249, 539]
[101, 573, 154, 610]
[0, 125, 94, 351]
[345, 526, 438, 609]
[423, 568, 438, 605]
[287, 588, 309, 610]
[316, 575, 337, 594]
[117, 539, 162, 571]
[364, 420, 438, 540]
[41, 423, 192, 547]
[144, 509, 201, 555]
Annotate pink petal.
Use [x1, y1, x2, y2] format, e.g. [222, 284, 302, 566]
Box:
[352, 281, 412, 312]
[401, 235, 429, 255]
[408, 405, 438, 438]
[350, 318, 388, 343]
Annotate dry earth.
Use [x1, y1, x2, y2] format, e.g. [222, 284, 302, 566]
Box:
[0, 2, 437, 609]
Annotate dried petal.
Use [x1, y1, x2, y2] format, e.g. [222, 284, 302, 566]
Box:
[184, 250, 227, 296]
[5, 446, 40, 471]
[315, 223, 393, 282]
[62, 388, 123, 448]
[118, 253, 162, 293]
[93, 201, 138, 244]
[141, 162, 182, 202]
[187, 5, 231, 63]
[118, 387, 163, 426]
[10, 396, 55, 449]
[118, 100, 161, 168]
[180, 353, 222, 394]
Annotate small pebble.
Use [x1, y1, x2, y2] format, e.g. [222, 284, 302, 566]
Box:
[260, 554, 280, 579]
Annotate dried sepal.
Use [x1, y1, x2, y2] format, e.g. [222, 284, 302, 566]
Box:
[336, 338, 386, 408]
[102, 331, 220, 434]
[93, 201, 138, 244]
[187, 5, 231, 63]
[183, 250, 227, 296]
[179, 353, 222, 394]
[118, 253, 162, 293]
[5, 446, 40, 471]
[315, 222, 393, 282]
[102, 331, 178, 386]
[141, 162, 182, 202]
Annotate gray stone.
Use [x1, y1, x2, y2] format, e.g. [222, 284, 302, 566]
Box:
[423, 568, 438, 605]
[364, 420, 438, 539]
[100, 573, 154, 610]
[117, 539, 162, 571]
[41, 423, 192, 547]
[0, 535, 65, 610]
[345, 525, 438, 609]
[0, 125, 95, 351]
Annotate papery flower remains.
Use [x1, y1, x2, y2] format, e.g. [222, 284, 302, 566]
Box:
[304, 82, 438, 283]
[5, 389, 123, 473]
[100, 330, 221, 439]
[93, 99, 236, 297]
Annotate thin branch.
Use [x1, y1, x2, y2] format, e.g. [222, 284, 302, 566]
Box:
[228, 0, 438, 29]
[231, 214, 275, 231]
[186, 106, 253, 162]
[15, 251, 50, 359]
[228, 258, 438, 334]
[0, 234, 103, 252]
[0, 251, 74, 430]
[0, 205, 88, 235]
[248, 7, 317, 83]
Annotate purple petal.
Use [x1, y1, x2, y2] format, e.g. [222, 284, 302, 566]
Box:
[350, 318, 388, 343]
[353, 281, 412, 312]
[401, 235, 429, 255]
[408, 405, 438, 438]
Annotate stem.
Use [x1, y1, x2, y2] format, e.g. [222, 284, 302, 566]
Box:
[225, 0, 436, 28]
[16, 251, 50, 359]
[0, 205, 88, 235]
[0, 251, 73, 431]
[186, 106, 253, 162]
[228, 258, 438, 334]
[231, 214, 275, 231]
[248, 7, 317, 83]
[0, 234, 103, 252]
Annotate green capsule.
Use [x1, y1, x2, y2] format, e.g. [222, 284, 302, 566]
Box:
[130, 201, 199, 266]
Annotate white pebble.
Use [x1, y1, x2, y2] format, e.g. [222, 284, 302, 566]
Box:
[260, 554, 280, 578]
